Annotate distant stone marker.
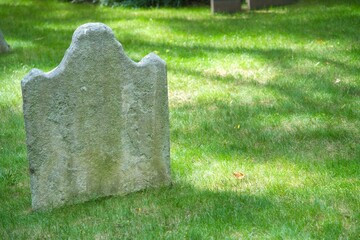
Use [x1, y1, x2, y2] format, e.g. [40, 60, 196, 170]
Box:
[211, 0, 242, 13]
[21, 23, 171, 210]
[248, 0, 297, 10]
[0, 30, 11, 54]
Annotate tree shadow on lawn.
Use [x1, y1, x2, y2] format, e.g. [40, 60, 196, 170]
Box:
[171, 100, 359, 163]
[0, 2, 358, 237]
[2, 0, 360, 60]
[0, 106, 26, 174]
[0, 0, 358, 187]
[0, 104, 354, 238]
[0, 0, 358, 172]
[151, 4, 360, 44]
[0, 3, 105, 70]
[1, 182, 349, 238]
[165, 42, 359, 163]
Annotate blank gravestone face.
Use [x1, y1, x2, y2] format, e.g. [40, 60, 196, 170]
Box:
[21, 23, 171, 210]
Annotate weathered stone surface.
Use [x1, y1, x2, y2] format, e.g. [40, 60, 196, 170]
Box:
[0, 30, 11, 54]
[21, 23, 171, 210]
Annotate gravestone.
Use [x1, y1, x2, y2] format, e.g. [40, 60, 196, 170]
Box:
[0, 30, 11, 54]
[21, 23, 171, 210]
[211, 0, 242, 13]
[248, 0, 297, 10]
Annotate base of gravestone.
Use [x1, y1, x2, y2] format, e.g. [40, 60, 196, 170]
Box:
[248, 0, 298, 10]
[211, 0, 242, 14]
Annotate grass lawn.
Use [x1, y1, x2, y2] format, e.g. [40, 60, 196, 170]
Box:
[1, 0, 359, 238]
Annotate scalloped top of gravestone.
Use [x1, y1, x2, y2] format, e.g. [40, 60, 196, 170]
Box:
[0, 30, 11, 54]
[21, 23, 171, 210]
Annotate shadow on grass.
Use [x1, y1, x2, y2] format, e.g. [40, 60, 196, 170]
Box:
[1, 183, 348, 238]
[0, 107, 26, 170]
[0, 0, 358, 170]
[171, 101, 359, 162]
[0, 0, 358, 183]
[1, 0, 360, 58]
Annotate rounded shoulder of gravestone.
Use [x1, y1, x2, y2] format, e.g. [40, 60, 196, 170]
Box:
[0, 30, 11, 54]
[22, 22, 165, 86]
